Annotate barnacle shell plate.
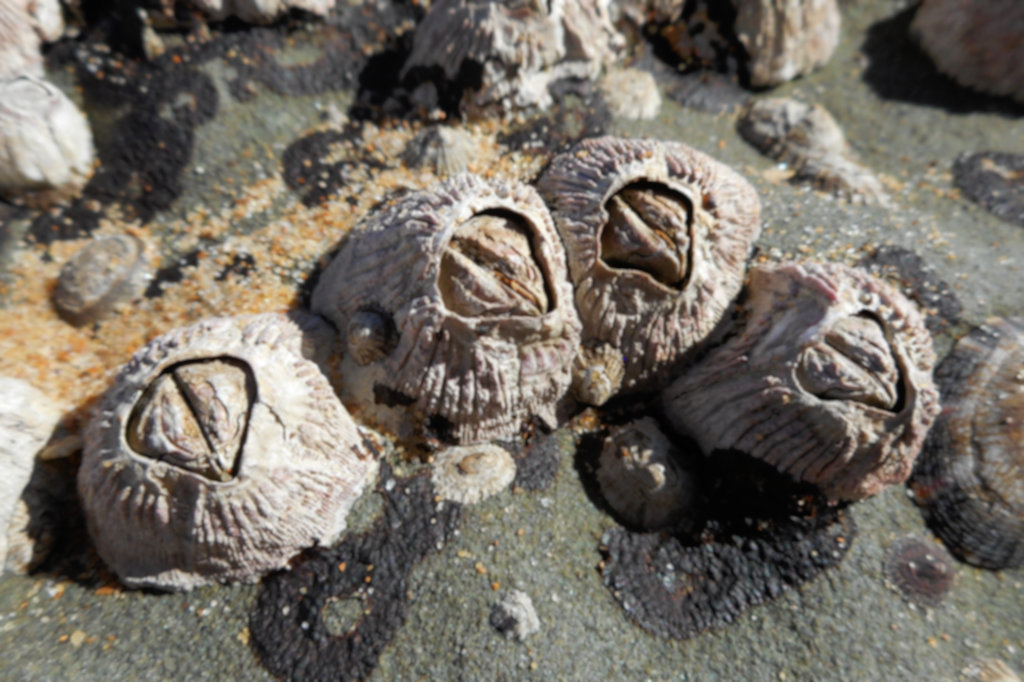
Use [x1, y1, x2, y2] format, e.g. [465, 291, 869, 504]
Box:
[78, 313, 376, 591]
[911, 317, 1024, 569]
[312, 173, 581, 444]
[538, 136, 761, 392]
[663, 261, 939, 502]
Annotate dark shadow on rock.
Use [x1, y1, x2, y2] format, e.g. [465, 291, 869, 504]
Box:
[860, 5, 1024, 116]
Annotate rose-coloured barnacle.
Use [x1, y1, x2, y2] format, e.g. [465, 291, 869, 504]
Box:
[78, 313, 377, 591]
[400, 0, 625, 113]
[734, 0, 841, 88]
[910, 318, 1024, 570]
[571, 342, 624, 406]
[0, 76, 95, 208]
[52, 234, 151, 327]
[311, 173, 581, 444]
[537, 135, 761, 393]
[596, 418, 694, 530]
[911, 0, 1024, 103]
[662, 261, 939, 502]
[431, 443, 516, 504]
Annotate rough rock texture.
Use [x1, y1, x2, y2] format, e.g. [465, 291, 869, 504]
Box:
[311, 173, 581, 444]
[663, 261, 940, 502]
[734, 0, 841, 88]
[538, 135, 761, 393]
[911, 0, 1024, 103]
[78, 313, 377, 591]
[738, 97, 891, 205]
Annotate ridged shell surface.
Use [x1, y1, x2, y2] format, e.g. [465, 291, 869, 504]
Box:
[663, 261, 939, 502]
[537, 135, 761, 393]
[78, 313, 376, 591]
[911, 317, 1024, 569]
[311, 173, 581, 444]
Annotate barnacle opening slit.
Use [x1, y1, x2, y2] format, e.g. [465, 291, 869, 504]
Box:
[438, 209, 553, 318]
[795, 312, 906, 412]
[599, 181, 693, 289]
[125, 357, 256, 482]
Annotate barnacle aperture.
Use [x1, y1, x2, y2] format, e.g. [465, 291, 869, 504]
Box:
[663, 261, 939, 502]
[78, 313, 377, 591]
[538, 135, 761, 394]
[311, 173, 581, 444]
[911, 317, 1024, 569]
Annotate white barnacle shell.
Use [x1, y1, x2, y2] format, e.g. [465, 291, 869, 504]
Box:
[401, 0, 625, 112]
[192, 0, 335, 23]
[537, 135, 762, 394]
[0, 376, 65, 574]
[77, 313, 377, 591]
[596, 417, 694, 530]
[662, 261, 940, 502]
[312, 173, 581, 444]
[0, 76, 95, 208]
[431, 443, 516, 505]
[0, 0, 60, 79]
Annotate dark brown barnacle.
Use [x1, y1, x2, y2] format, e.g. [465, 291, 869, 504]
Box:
[311, 173, 581, 444]
[78, 313, 378, 591]
[537, 135, 762, 394]
[663, 261, 940, 502]
[910, 317, 1024, 570]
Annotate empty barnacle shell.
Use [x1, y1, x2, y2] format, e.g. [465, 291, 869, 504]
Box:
[571, 342, 625, 406]
[663, 261, 939, 502]
[0, 76, 95, 208]
[77, 313, 377, 591]
[312, 173, 581, 444]
[401, 0, 625, 113]
[911, 317, 1024, 570]
[537, 135, 761, 393]
[431, 443, 516, 504]
[596, 418, 694, 530]
[401, 126, 477, 177]
[53, 234, 151, 326]
[734, 0, 841, 88]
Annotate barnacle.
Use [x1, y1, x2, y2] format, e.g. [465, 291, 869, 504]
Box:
[52, 235, 151, 327]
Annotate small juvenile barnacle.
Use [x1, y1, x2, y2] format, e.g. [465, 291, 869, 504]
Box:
[911, 318, 1024, 570]
[431, 443, 516, 505]
[52, 234, 151, 327]
[401, 126, 477, 177]
[401, 0, 625, 113]
[596, 418, 694, 530]
[571, 342, 624, 407]
[537, 135, 761, 394]
[78, 313, 377, 591]
[663, 261, 939, 502]
[311, 173, 581, 444]
[0, 76, 95, 208]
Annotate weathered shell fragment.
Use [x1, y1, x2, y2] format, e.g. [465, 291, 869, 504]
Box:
[312, 173, 581, 444]
[0, 376, 65, 574]
[663, 261, 940, 502]
[431, 443, 516, 504]
[571, 342, 625, 406]
[600, 68, 662, 120]
[596, 418, 694, 529]
[401, 126, 477, 177]
[734, 0, 841, 88]
[738, 97, 891, 206]
[537, 135, 761, 393]
[911, 318, 1024, 570]
[911, 0, 1024, 103]
[401, 0, 625, 112]
[53, 234, 151, 326]
[490, 589, 541, 641]
[0, 76, 95, 207]
[78, 313, 377, 591]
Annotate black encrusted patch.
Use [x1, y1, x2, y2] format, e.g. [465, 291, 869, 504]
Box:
[511, 431, 563, 492]
[600, 453, 855, 639]
[250, 464, 461, 681]
[281, 124, 386, 207]
[858, 244, 963, 334]
[952, 152, 1024, 227]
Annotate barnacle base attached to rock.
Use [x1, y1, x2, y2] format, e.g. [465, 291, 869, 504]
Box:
[663, 261, 939, 502]
[78, 313, 377, 591]
[538, 135, 761, 394]
[884, 535, 955, 607]
[312, 173, 581, 444]
[911, 318, 1024, 570]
